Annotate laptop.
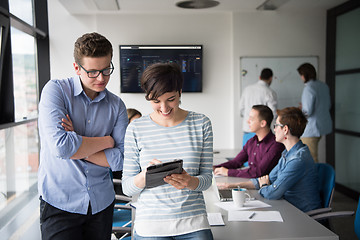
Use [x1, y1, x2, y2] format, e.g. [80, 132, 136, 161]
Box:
[218, 189, 233, 202]
[212, 175, 233, 201]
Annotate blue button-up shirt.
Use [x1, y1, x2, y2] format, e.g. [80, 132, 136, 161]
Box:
[301, 80, 332, 137]
[251, 141, 321, 212]
[38, 76, 128, 214]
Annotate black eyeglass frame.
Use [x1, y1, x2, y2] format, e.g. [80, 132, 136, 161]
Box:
[273, 123, 284, 129]
[77, 62, 114, 78]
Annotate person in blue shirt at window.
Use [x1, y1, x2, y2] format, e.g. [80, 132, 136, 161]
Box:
[219, 107, 321, 212]
[297, 63, 332, 163]
[38, 32, 128, 240]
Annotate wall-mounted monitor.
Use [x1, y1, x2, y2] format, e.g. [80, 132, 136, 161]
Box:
[119, 45, 202, 93]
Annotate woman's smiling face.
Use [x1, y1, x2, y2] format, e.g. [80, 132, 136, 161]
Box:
[150, 91, 180, 121]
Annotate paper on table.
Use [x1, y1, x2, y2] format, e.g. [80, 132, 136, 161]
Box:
[215, 200, 271, 211]
[207, 213, 225, 226]
[228, 211, 283, 222]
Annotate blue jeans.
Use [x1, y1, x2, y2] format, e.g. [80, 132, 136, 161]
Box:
[134, 229, 214, 240]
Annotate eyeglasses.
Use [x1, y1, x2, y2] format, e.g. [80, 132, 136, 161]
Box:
[77, 62, 114, 78]
[273, 123, 284, 129]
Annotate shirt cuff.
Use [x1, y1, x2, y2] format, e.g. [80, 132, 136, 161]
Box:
[227, 169, 239, 177]
[194, 175, 211, 192]
[250, 178, 260, 190]
[104, 148, 123, 171]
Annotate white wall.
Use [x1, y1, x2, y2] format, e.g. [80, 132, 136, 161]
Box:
[48, 1, 329, 161]
[98, 13, 233, 150]
[49, 0, 233, 149]
[232, 10, 328, 162]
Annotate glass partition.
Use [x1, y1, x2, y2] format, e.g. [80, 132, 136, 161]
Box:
[336, 7, 360, 71]
[335, 73, 360, 132]
[328, 2, 360, 198]
[335, 133, 360, 192]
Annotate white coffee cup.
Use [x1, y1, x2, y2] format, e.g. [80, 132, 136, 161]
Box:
[232, 188, 251, 208]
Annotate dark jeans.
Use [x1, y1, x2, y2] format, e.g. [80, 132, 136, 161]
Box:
[40, 197, 114, 240]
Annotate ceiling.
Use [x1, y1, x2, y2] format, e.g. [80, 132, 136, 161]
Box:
[58, 0, 348, 15]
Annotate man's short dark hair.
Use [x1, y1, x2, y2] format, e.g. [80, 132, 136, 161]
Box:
[260, 68, 273, 81]
[297, 63, 316, 83]
[74, 32, 113, 65]
[252, 105, 273, 128]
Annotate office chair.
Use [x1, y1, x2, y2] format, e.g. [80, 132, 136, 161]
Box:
[355, 197, 360, 239]
[307, 163, 357, 235]
[311, 196, 359, 239]
[306, 163, 335, 217]
[241, 132, 255, 167]
[112, 204, 132, 240]
[111, 172, 133, 240]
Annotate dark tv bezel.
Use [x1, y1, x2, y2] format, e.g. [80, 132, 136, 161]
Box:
[119, 44, 203, 93]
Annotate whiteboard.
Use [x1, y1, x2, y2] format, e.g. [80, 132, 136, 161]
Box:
[240, 56, 319, 109]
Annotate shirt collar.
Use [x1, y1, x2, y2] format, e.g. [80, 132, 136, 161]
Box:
[255, 131, 274, 143]
[257, 80, 269, 87]
[283, 140, 304, 159]
[73, 75, 107, 102]
[305, 79, 316, 86]
[73, 75, 83, 97]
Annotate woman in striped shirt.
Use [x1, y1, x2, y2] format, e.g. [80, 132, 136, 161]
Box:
[122, 62, 214, 239]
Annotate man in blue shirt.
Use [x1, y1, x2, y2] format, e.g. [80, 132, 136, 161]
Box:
[38, 32, 128, 240]
[297, 63, 332, 163]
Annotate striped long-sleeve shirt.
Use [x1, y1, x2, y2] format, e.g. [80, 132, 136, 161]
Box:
[122, 111, 213, 236]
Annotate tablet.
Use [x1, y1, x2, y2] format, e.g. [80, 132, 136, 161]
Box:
[145, 159, 183, 189]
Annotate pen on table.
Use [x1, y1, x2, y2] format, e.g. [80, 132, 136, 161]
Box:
[248, 212, 256, 219]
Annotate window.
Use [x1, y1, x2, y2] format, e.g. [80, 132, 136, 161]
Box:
[0, 0, 49, 229]
[9, 0, 34, 26]
[0, 122, 39, 213]
[11, 27, 38, 121]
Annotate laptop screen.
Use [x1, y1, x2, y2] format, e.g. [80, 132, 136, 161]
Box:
[212, 175, 233, 201]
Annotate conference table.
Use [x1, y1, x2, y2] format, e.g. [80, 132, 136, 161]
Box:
[206, 149, 339, 240]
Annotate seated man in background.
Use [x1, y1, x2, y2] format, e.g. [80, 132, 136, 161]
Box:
[213, 105, 284, 178]
[218, 107, 321, 213]
[239, 68, 277, 146]
[127, 108, 142, 123]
